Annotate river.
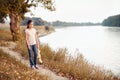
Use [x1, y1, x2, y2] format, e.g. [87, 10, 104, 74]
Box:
[40, 26, 120, 75]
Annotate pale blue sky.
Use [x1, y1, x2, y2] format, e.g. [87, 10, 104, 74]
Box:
[25, 0, 120, 23]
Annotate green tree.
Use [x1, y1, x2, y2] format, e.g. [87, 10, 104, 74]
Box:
[102, 14, 120, 27]
[0, 0, 55, 41]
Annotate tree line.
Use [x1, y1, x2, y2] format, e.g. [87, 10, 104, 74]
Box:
[52, 20, 101, 27]
[21, 17, 52, 26]
[102, 14, 120, 27]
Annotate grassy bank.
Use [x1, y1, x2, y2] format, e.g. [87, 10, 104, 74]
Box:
[0, 27, 48, 80]
[0, 26, 119, 80]
[40, 44, 120, 80]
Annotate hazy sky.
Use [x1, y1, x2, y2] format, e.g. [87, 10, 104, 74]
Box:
[25, 0, 120, 23]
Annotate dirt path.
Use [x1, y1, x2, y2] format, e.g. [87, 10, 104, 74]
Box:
[0, 42, 68, 80]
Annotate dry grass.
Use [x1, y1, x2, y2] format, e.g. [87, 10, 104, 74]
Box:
[0, 23, 10, 30]
[39, 44, 120, 80]
[0, 28, 12, 47]
[0, 29, 12, 41]
[13, 40, 29, 59]
[0, 49, 48, 80]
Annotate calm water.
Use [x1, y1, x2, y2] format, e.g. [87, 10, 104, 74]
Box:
[40, 26, 120, 75]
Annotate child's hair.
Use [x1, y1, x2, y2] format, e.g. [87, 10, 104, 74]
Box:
[27, 20, 33, 28]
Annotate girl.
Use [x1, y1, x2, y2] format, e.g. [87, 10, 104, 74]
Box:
[25, 20, 39, 69]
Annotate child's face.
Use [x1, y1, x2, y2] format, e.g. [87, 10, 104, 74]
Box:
[29, 22, 34, 28]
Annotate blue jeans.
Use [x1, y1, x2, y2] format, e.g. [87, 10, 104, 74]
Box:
[28, 44, 38, 67]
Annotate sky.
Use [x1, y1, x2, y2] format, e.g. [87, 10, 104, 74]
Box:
[25, 0, 120, 23]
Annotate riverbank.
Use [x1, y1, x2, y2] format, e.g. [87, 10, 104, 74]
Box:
[34, 26, 55, 37]
[0, 23, 55, 37]
[0, 25, 120, 80]
[0, 25, 68, 80]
